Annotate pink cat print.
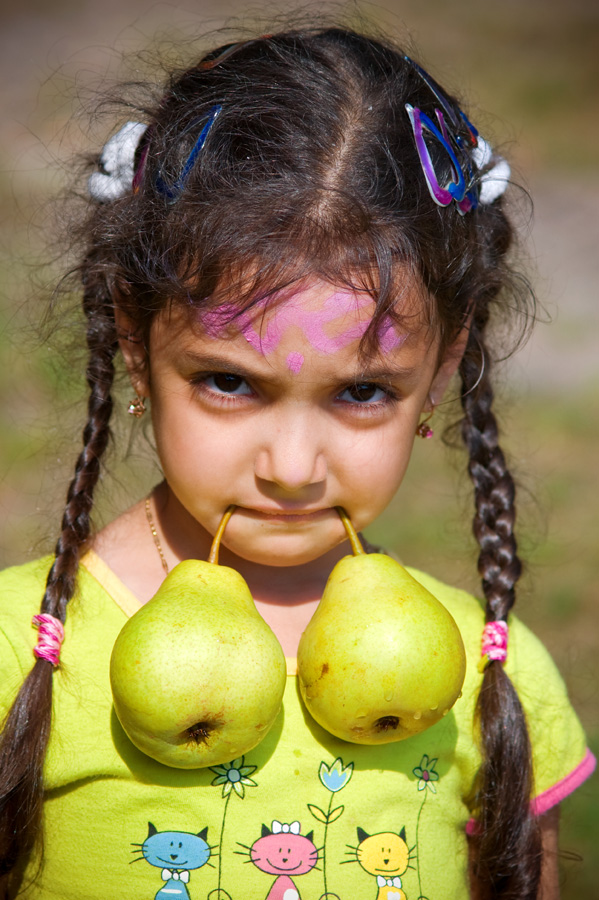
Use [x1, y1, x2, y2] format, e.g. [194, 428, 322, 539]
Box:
[247, 820, 319, 900]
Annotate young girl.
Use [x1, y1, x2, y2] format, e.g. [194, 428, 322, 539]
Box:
[0, 25, 594, 900]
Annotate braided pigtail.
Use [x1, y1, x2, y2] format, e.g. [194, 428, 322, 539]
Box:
[0, 265, 118, 882]
[460, 321, 542, 898]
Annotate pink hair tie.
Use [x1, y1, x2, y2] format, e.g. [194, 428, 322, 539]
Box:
[32, 614, 65, 667]
[478, 619, 508, 673]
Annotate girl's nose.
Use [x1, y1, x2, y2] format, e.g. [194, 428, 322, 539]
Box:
[254, 419, 327, 492]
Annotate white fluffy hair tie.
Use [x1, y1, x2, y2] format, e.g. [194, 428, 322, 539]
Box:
[88, 121, 147, 202]
[472, 136, 511, 205]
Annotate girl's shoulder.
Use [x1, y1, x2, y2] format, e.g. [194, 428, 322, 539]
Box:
[406, 565, 583, 740]
[406, 565, 483, 617]
[0, 554, 53, 594]
[408, 565, 594, 804]
[0, 557, 55, 712]
[0, 552, 125, 621]
[0, 553, 130, 683]
[0, 556, 54, 648]
[406, 564, 559, 681]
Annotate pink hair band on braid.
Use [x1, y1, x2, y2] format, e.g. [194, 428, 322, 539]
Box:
[478, 619, 508, 673]
[32, 614, 65, 667]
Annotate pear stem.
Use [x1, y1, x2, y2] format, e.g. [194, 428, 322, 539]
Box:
[208, 505, 236, 565]
[335, 506, 365, 556]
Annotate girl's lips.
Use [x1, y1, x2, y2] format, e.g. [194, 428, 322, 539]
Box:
[241, 507, 331, 522]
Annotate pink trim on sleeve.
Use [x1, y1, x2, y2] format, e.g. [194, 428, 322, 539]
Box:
[530, 747, 596, 816]
[465, 748, 596, 836]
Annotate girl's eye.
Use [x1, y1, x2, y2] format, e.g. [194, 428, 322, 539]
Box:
[338, 382, 390, 405]
[202, 373, 253, 396]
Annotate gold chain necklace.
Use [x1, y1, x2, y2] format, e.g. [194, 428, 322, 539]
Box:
[145, 496, 169, 575]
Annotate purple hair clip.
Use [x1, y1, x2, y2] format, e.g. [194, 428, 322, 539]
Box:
[405, 57, 509, 214]
[406, 103, 477, 214]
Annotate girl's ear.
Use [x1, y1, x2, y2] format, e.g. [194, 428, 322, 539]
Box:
[114, 305, 150, 397]
[427, 324, 470, 409]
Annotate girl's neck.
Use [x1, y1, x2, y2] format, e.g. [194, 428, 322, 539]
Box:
[93, 482, 351, 609]
[148, 481, 349, 605]
[92, 481, 354, 655]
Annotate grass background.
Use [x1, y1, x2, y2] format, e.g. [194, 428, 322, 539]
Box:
[0, 0, 597, 895]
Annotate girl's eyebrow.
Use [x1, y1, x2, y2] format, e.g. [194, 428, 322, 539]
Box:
[181, 350, 265, 379]
[182, 349, 422, 384]
[352, 363, 424, 383]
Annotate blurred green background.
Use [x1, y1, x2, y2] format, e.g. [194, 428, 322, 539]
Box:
[0, 0, 597, 895]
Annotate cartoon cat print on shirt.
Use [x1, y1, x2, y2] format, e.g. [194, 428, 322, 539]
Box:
[350, 827, 415, 900]
[131, 822, 212, 900]
[237, 820, 320, 900]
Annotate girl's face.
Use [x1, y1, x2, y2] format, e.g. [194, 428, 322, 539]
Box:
[125, 278, 463, 567]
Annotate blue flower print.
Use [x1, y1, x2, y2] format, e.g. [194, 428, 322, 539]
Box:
[412, 755, 439, 794]
[311, 757, 354, 898]
[319, 757, 354, 793]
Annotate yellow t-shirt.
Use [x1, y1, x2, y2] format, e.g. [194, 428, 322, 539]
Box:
[0, 554, 593, 900]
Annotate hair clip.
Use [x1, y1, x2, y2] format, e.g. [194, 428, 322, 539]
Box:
[198, 35, 272, 70]
[405, 57, 479, 143]
[132, 135, 151, 194]
[155, 104, 222, 201]
[406, 103, 477, 215]
[89, 36, 264, 203]
[405, 57, 510, 213]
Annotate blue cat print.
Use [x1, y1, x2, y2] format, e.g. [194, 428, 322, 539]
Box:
[132, 822, 212, 900]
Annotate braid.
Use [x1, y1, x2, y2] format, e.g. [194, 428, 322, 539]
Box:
[0, 271, 118, 884]
[460, 322, 542, 898]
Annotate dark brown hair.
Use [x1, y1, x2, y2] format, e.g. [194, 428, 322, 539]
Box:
[0, 26, 539, 898]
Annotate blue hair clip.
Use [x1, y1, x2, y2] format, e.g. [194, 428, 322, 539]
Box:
[156, 104, 222, 201]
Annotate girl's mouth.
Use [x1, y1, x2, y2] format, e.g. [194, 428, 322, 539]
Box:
[242, 507, 331, 523]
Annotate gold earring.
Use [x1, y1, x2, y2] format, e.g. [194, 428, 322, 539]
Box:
[416, 409, 434, 439]
[127, 395, 146, 418]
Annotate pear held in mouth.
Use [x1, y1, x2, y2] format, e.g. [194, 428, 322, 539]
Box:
[297, 508, 466, 744]
[110, 506, 286, 768]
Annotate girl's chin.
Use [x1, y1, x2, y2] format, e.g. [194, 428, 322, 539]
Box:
[220, 529, 344, 570]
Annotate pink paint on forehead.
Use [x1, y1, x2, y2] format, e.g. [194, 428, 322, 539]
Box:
[200, 288, 405, 358]
[286, 352, 305, 373]
[378, 316, 405, 353]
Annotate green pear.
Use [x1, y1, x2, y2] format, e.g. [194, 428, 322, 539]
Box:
[297, 509, 466, 744]
[110, 508, 286, 768]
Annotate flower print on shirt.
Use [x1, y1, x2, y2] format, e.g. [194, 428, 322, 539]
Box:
[209, 756, 259, 899]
